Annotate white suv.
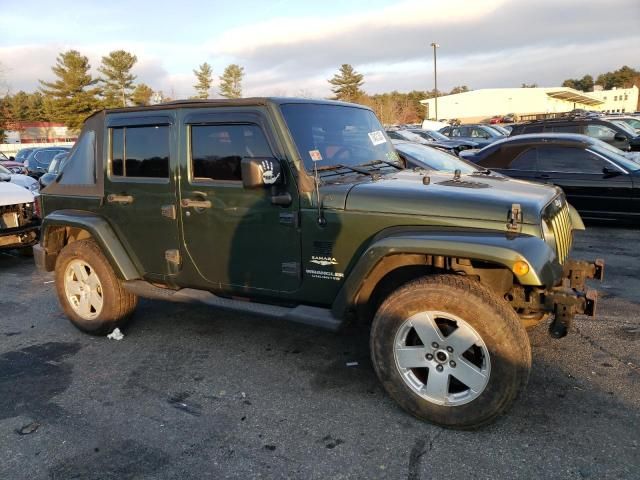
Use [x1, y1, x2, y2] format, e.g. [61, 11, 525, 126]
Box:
[0, 179, 40, 251]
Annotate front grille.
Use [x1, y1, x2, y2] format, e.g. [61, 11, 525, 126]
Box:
[546, 199, 573, 264]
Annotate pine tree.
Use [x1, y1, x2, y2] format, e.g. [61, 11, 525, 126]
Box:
[131, 84, 154, 106]
[39, 50, 101, 130]
[98, 50, 138, 108]
[219, 64, 244, 99]
[193, 62, 213, 99]
[328, 64, 365, 102]
[25, 92, 46, 121]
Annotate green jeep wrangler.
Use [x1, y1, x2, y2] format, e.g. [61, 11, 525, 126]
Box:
[35, 98, 603, 428]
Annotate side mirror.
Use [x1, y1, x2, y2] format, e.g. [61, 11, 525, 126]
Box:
[613, 133, 627, 142]
[602, 166, 622, 178]
[241, 157, 283, 189]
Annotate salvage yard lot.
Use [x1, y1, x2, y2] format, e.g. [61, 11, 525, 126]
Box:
[1, 226, 639, 480]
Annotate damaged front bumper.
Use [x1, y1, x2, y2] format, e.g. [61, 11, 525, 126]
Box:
[510, 258, 604, 338]
[545, 258, 604, 338]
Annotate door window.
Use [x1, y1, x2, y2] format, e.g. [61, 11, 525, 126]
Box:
[190, 124, 273, 182]
[470, 127, 489, 139]
[549, 124, 582, 134]
[509, 148, 538, 170]
[110, 126, 169, 178]
[536, 147, 604, 173]
[585, 124, 617, 141]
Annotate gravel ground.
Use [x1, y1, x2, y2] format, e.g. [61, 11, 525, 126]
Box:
[0, 225, 638, 480]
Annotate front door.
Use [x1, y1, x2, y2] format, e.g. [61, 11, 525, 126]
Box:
[179, 111, 301, 294]
[535, 146, 633, 217]
[102, 114, 180, 277]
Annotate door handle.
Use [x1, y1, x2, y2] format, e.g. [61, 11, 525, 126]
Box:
[181, 198, 212, 209]
[107, 194, 134, 204]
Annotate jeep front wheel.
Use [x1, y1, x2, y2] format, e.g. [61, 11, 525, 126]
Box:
[55, 239, 137, 335]
[370, 275, 531, 429]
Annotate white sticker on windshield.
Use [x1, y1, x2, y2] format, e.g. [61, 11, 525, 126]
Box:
[368, 130, 387, 146]
[309, 149, 323, 161]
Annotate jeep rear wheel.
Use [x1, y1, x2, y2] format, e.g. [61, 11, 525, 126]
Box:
[370, 275, 531, 429]
[55, 239, 137, 335]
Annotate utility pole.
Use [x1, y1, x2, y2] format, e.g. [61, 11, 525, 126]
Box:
[430, 42, 439, 120]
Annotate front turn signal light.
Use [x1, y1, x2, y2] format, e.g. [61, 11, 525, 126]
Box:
[512, 261, 530, 276]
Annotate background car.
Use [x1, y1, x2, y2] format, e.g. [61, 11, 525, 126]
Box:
[385, 129, 458, 156]
[23, 146, 71, 178]
[39, 152, 69, 188]
[391, 139, 494, 174]
[14, 147, 37, 164]
[0, 152, 27, 174]
[460, 133, 640, 221]
[439, 124, 506, 147]
[407, 128, 479, 154]
[509, 117, 640, 151]
[0, 164, 40, 193]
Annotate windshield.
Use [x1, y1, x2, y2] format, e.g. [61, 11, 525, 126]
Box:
[588, 139, 640, 171]
[425, 130, 450, 141]
[280, 103, 398, 171]
[611, 120, 638, 136]
[394, 142, 477, 174]
[485, 125, 507, 136]
[0, 152, 8, 161]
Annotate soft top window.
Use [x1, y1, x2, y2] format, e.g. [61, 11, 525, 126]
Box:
[58, 130, 96, 185]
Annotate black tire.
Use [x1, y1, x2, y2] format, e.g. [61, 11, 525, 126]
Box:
[370, 274, 531, 429]
[55, 239, 137, 335]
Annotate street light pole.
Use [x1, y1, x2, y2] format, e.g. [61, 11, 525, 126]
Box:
[430, 42, 439, 120]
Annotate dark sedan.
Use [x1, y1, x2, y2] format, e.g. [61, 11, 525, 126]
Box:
[439, 124, 506, 148]
[23, 146, 71, 178]
[39, 151, 69, 188]
[460, 133, 640, 221]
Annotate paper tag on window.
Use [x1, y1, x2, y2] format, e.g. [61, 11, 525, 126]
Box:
[309, 149, 323, 161]
[368, 130, 386, 146]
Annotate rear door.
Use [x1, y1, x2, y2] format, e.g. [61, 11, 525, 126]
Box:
[178, 110, 301, 294]
[102, 113, 180, 279]
[535, 146, 633, 216]
[488, 146, 538, 181]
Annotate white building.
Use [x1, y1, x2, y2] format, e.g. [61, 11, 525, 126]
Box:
[420, 86, 639, 123]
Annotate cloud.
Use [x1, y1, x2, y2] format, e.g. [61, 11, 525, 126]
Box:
[1, 0, 638, 100]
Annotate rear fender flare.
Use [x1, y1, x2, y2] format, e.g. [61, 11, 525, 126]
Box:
[40, 210, 140, 280]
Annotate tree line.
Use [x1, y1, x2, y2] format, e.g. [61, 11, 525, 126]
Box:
[561, 65, 639, 92]
[0, 49, 245, 133]
[1, 51, 637, 137]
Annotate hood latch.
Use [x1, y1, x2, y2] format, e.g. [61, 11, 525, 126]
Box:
[507, 203, 522, 232]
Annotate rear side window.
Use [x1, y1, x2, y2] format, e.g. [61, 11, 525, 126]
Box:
[59, 132, 95, 185]
[509, 148, 538, 170]
[548, 125, 582, 134]
[537, 147, 604, 173]
[110, 126, 169, 178]
[190, 124, 272, 182]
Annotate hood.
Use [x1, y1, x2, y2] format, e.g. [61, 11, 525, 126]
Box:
[9, 174, 39, 192]
[322, 170, 559, 224]
[458, 149, 481, 160]
[0, 179, 36, 206]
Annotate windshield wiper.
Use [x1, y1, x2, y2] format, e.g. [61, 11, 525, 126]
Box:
[316, 163, 379, 177]
[358, 159, 403, 170]
[472, 168, 492, 175]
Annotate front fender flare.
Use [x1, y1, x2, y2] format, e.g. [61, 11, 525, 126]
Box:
[40, 210, 140, 280]
[332, 229, 561, 318]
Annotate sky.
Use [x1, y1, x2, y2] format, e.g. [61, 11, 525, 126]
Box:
[0, 0, 639, 99]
